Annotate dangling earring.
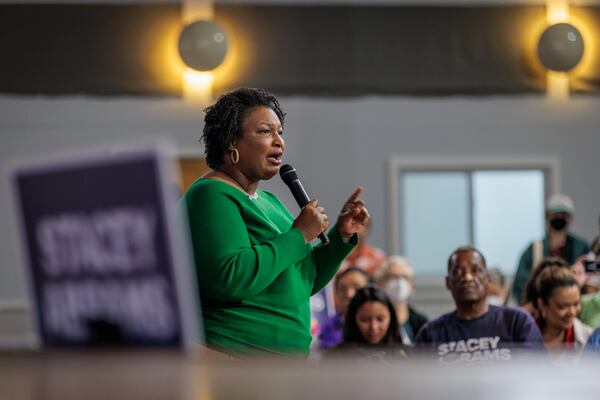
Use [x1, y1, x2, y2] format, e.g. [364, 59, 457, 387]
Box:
[230, 148, 239, 164]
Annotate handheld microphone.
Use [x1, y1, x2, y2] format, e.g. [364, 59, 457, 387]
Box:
[279, 164, 329, 245]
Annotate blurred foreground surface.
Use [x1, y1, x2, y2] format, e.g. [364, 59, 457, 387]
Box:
[1, 349, 599, 400]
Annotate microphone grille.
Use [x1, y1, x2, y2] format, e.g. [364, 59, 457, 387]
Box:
[279, 164, 298, 184]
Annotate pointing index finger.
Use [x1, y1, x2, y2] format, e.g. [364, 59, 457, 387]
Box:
[346, 187, 363, 203]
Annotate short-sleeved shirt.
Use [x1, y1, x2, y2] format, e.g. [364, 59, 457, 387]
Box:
[415, 305, 544, 364]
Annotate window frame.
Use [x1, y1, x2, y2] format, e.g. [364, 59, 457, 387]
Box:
[386, 155, 559, 281]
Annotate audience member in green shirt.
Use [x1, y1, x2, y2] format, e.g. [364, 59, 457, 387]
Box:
[184, 88, 370, 357]
[580, 293, 600, 329]
[512, 194, 589, 304]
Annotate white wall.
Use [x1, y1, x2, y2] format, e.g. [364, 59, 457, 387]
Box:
[1, 94, 600, 306]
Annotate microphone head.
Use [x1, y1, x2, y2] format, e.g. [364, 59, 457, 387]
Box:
[279, 164, 298, 185]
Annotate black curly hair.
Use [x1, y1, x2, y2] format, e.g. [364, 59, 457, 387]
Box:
[201, 87, 286, 169]
[447, 246, 487, 272]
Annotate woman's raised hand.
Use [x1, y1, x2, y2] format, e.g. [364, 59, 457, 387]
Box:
[293, 199, 329, 243]
[337, 187, 370, 241]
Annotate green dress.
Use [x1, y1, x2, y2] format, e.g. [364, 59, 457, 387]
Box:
[184, 179, 355, 356]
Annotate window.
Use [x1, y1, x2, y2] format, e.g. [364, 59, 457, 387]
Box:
[401, 172, 471, 276]
[388, 158, 556, 277]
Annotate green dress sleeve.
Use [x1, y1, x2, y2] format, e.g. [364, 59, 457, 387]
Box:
[310, 227, 357, 295]
[186, 184, 308, 302]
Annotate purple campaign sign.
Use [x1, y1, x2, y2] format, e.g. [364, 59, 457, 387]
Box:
[11, 146, 199, 349]
[310, 283, 335, 329]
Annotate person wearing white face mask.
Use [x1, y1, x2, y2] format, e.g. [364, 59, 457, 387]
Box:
[485, 267, 508, 307]
[377, 256, 428, 345]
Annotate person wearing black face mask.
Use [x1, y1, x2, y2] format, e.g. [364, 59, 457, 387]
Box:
[550, 215, 568, 230]
[511, 194, 590, 305]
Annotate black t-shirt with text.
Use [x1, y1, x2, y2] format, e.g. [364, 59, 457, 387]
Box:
[415, 306, 544, 364]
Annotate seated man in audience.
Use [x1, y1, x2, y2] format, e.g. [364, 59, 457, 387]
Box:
[318, 267, 371, 349]
[415, 246, 544, 364]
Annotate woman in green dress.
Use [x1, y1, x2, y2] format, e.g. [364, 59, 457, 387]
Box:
[184, 87, 370, 356]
